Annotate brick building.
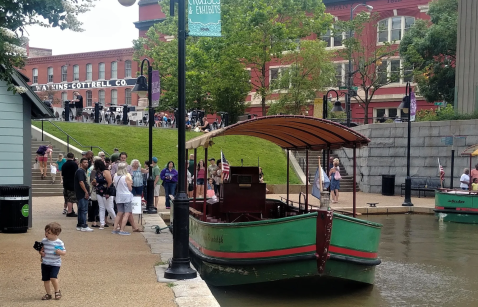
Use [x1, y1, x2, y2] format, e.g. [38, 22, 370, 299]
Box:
[23, 0, 436, 122]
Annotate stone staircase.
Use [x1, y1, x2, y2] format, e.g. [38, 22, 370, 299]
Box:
[31, 139, 64, 197]
[293, 150, 359, 192]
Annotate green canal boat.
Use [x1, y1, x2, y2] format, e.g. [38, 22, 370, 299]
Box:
[181, 116, 383, 286]
[434, 190, 478, 223]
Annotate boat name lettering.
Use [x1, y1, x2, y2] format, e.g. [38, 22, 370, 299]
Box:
[204, 233, 223, 244]
[448, 199, 465, 204]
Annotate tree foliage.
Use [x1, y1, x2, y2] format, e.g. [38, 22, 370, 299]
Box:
[399, 0, 457, 104]
[335, 12, 400, 124]
[267, 40, 334, 115]
[0, 0, 97, 90]
[224, 0, 331, 116]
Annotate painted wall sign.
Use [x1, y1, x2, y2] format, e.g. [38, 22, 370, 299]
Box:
[151, 70, 160, 107]
[188, 0, 221, 37]
[31, 79, 136, 92]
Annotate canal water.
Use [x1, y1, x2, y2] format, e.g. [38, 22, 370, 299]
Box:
[209, 214, 478, 307]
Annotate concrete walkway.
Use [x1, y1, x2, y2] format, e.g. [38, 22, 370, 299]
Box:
[0, 197, 176, 307]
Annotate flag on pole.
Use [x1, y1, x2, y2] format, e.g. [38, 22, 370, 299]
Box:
[438, 158, 445, 182]
[312, 167, 330, 200]
[221, 151, 230, 181]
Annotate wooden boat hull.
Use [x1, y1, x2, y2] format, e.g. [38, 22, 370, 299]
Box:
[435, 190, 478, 224]
[188, 212, 382, 286]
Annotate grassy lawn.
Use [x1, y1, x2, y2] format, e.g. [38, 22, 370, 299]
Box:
[32, 121, 300, 184]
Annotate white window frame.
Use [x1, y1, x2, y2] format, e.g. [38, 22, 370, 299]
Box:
[32, 68, 38, 84]
[333, 62, 350, 88]
[73, 65, 79, 81]
[61, 65, 68, 82]
[86, 63, 92, 80]
[111, 89, 117, 105]
[125, 60, 132, 78]
[376, 58, 414, 85]
[321, 24, 347, 49]
[99, 90, 105, 104]
[61, 92, 67, 102]
[86, 90, 92, 106]
[269, 65, 292, 91]
[373, 108, 403, 119]
[125, 88, 131, 105]
[377, 16, 415, 44]
[111, 61, 117, 79]
[47, 67, 54, 83]
[98, 63, 105, 80]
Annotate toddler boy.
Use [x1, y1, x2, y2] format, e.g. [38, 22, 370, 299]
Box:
[39, 222, 66, 300]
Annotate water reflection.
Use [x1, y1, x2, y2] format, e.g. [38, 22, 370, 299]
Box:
[209, 215, 478, 307]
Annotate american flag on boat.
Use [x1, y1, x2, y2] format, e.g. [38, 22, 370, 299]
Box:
[221, 151, 230, 181]
[438, 158, 445, 182]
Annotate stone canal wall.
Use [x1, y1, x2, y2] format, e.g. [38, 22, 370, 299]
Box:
[336, 119, 478, 195]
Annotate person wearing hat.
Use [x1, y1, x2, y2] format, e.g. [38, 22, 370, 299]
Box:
[151, 157, 161, 209]
[208, 158, 219, 195]
[110, 148, 120, 163]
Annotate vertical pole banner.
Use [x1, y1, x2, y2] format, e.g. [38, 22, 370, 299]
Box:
[151, 70, 160, 107]
[410, 91, 417, 122]
[188, 0, 221, 37]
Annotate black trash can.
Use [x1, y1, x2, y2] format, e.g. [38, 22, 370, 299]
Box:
[0, 185, 30, 233]
[382, 175, 395, 196]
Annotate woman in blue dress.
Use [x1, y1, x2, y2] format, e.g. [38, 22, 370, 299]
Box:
[329, 159, 341, 203]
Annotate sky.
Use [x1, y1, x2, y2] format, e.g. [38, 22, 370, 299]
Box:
[25, 0, 139, 55]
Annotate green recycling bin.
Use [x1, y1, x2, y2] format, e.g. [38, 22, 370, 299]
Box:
[0, 185, 30, 233]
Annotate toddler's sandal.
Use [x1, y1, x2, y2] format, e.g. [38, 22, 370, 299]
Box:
[55, 290, 62, 300]
[41, 294, 52, 300]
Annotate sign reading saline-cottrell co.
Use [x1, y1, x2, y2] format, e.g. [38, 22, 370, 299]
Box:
[31, 78, 136, 92]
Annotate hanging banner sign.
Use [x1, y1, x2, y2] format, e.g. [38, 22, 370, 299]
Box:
[151, 70, 160, 107]
[188, 0, 221, 37]
[410, 91, 417, 122]
[31, 79, 136, 92]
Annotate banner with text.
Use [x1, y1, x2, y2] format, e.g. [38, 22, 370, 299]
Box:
[151, 70, 160, 107]
[31, 79, 136, 92]
[188, 0, 221, 37]
[410, 91, 417, 122]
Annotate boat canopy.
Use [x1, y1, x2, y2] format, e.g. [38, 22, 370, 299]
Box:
[185, 115, 371, 150]
[461, 144, 478, 156]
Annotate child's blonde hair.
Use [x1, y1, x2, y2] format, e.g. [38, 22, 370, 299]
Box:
[45, 222, 62, 235]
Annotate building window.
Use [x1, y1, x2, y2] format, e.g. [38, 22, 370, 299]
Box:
[269, 67, 291, 90]
[333, 63, 350, 87]
[321, 26, 348, 48]
[32, 68, 38, 84]
[111, 89, 117, 105]
[47, 67, 54, 83]
[378, 16, 415, 43]
[111, 61, 117, 79]
[377, 59, 413, 85]
[86, 90, 92, 107]
[61, 92, 67, 102]
[125, 88, 131, 105]
[98, 62, 105, 79]
[73, 65, 79, 81]
[99, 90, 105, 104]
[374, 108, 403, 121]
[61, 65, 67, 82]
[86, 63, 92, 80]
[125, 60, 132, 78]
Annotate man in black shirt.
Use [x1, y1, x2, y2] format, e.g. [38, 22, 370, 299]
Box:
[72, 91, 83, 121]
[74, 158, 93, 232]
[62, 153, 78, 217]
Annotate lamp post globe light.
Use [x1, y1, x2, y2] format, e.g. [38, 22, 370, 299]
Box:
[119, 0, 197, 280]
[132, 58, 157, 215]
[118, 0, 136, 7]
[346, 4, 373, 127]
[398, 81, 413, 207]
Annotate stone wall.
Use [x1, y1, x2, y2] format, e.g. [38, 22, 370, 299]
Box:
[336, 120, 478, 195]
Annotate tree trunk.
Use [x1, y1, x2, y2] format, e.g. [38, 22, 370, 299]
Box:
[364, 89, 369, 125]
[261, 61, 267, 116]
[261, 96, 266, 116]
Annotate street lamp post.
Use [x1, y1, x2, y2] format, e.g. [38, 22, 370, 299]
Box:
[119, 0, 196, 279]
[347, 4, 373, 127]
[322, 89, 343, 170]
[132, 59, 157, 215]
[398, 81, 413, 206]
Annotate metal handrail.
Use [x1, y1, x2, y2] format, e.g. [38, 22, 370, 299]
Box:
[34, 119, 110, 156]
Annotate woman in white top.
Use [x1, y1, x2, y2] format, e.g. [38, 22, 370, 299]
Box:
[112, 162, 134, 235]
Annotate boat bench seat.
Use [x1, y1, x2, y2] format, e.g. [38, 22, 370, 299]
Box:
[189, 207, 203, 218]
[401, 177, 444, 198]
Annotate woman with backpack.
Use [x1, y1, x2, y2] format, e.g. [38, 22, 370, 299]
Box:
[37, 144, 53, 180]
[329, 159, 341, 203]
